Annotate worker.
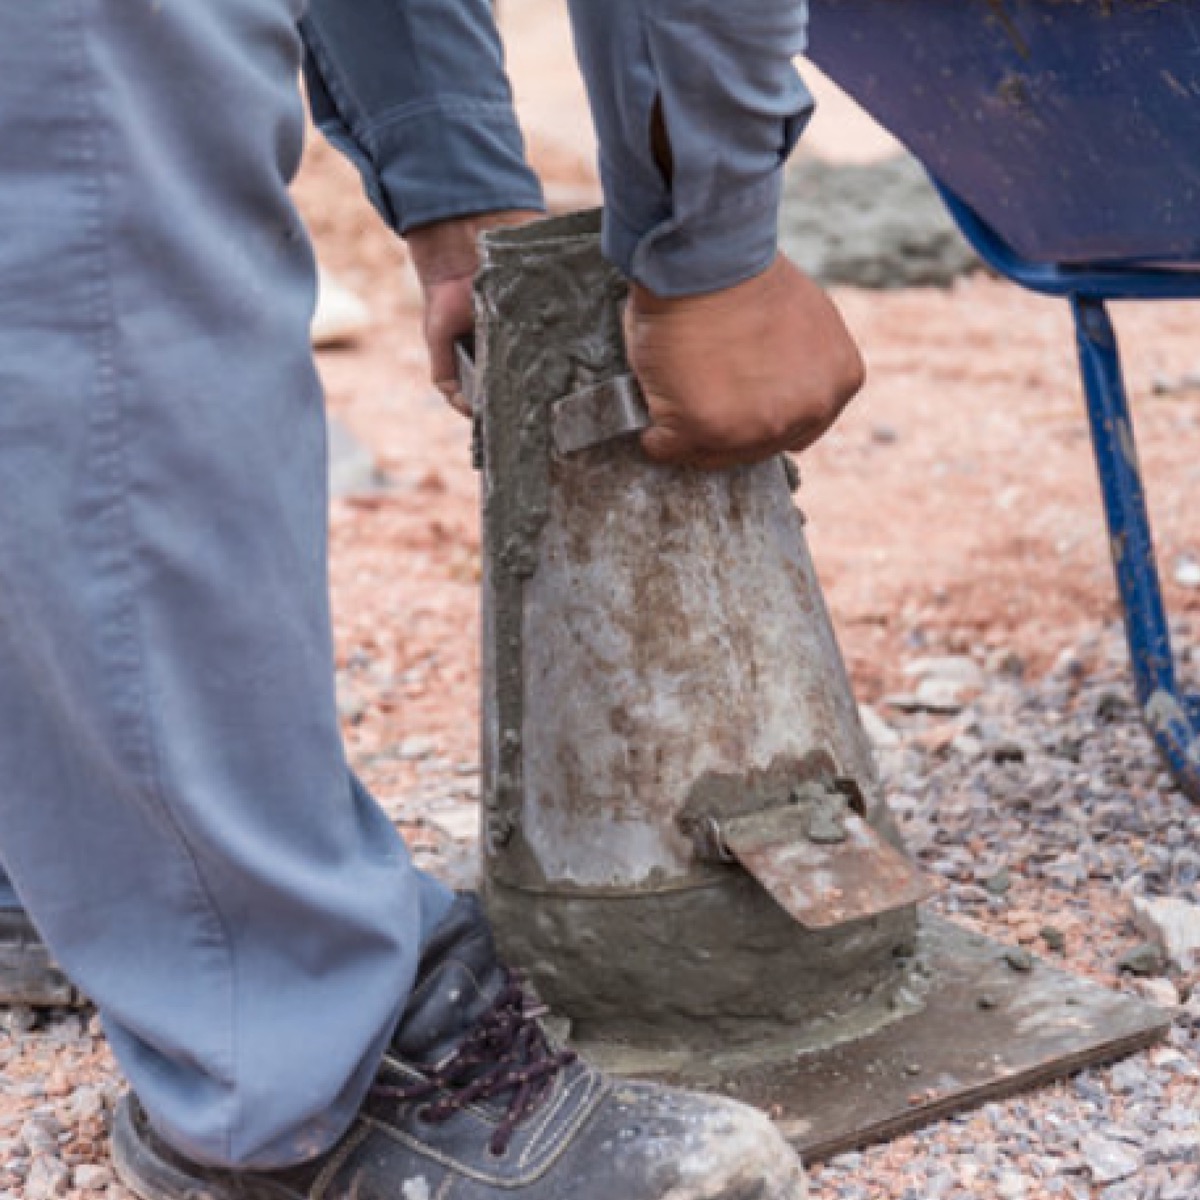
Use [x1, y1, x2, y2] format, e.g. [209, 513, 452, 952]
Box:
[0, 2, 862, 1198]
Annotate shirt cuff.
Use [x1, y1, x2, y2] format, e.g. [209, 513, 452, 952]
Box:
[370, 102, 546, 233]
[570, 0, 814, 298]
[301, 17, 545, 237]
[605, 169, 787, 297]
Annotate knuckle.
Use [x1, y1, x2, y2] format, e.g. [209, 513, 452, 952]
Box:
[842, 347, 867, 398]
[641, 431, 685, 464]
[767, 407, 797, 443]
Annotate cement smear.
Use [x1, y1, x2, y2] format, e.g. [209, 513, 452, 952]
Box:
[780, 154, 979, 289]
[475, 212, 628, 863]
[487, 875, 920, 1052]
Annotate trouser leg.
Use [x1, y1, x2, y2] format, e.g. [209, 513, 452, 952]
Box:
[0, 867, 18, 912]
[0, 0, 451, 1169]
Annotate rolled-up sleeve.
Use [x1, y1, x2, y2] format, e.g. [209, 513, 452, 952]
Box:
[566, 0, 813, 297]
[300, 0, 544, 234]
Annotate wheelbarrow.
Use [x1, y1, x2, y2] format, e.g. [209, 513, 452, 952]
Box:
[808, 0, 1200, 801]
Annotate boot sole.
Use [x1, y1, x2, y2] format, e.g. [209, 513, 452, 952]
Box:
[0, 915, 83, 1008]
[112, 1095, 225, 1200]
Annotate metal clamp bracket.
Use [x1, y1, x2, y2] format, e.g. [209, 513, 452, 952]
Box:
[456, 340, 651, 460]
[550, 375, 652, 456]
[684, 779, 932, 930]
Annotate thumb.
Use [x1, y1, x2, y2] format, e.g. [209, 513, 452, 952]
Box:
[423, 277, 474, 387]
[640, 421, 690, 465]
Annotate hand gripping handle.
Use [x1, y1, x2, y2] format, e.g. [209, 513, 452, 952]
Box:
[455, 338, 651, 457]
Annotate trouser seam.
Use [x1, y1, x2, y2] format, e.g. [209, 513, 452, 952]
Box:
[66, 0, 240, 1163]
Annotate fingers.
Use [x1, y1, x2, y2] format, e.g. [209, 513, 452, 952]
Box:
[638, 384, 842, 471]
[408, 211, 543, 424]
[424, 293, 471, 385]
[427, 331, 460, 397]
[423, 277, 476, 421]
[639, 422, 687, 465]
[638, 376, 825, 470]
[436, 379, 472, 419]
[641, 425, 798, 472]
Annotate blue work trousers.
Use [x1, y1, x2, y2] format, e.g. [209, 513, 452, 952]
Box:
[0, 0, 451, 1172]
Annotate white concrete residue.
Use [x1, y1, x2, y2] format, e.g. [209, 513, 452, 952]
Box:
[522, 805, 687, 888]
[1143, 691, 1200, 766]
[1174, 554, 1200, 590]
[657, 1100, 808, 1200]
[1117, 418, 1141, 473]
[1130, 894, 1200, 972]
[1144, 689, 1187, 734]
[401, 1177, 431, 1200]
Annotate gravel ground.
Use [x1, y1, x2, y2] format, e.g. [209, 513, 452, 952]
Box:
[812, 623, 1200, 1200]
[1, 621, 1197, 1198]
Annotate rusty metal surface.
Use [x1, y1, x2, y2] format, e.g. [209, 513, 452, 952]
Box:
[551, 374, 651, 455]
[578, 916, 1170, 1163]
[476, 212, 888, 894]
[720, 805, 933, 929]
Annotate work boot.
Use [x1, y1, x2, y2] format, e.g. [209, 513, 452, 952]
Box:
[113, 894, 807, 1200]
[0, 910, 79, 1008]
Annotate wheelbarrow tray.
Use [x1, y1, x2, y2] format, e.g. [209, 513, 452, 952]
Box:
[807, 0, 1200, 271]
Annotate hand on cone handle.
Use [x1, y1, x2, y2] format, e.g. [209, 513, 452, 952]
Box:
[626, 253, 866, 470]
[406, 210, 543, 418]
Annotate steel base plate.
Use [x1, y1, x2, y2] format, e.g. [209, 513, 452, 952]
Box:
[574, 915, 1172, 1163]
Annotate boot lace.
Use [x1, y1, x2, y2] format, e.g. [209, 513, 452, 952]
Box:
[372, 970, 577, 1157]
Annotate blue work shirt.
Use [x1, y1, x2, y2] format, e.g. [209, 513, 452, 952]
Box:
[300, 0, 813, 298]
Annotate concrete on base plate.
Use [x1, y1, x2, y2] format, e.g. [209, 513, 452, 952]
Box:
[573, 915, 1171, 1162]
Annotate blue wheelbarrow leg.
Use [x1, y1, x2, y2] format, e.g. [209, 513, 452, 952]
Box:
[1071, 296, 1200, 801]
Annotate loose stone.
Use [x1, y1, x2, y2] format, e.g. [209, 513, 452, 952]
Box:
[1117, 943, 1167, 978]
[1040, 926, 1066, 953]
[72, 1164, 112, 1191]
[1079, 1134, 1140, 1184]
[1129, 895, 1200, 971]
[24, 1155, 69, 1200]
[1004, 947, 1035, 973]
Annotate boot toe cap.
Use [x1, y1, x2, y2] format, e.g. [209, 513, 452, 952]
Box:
[606, 1084, 808, 1200]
